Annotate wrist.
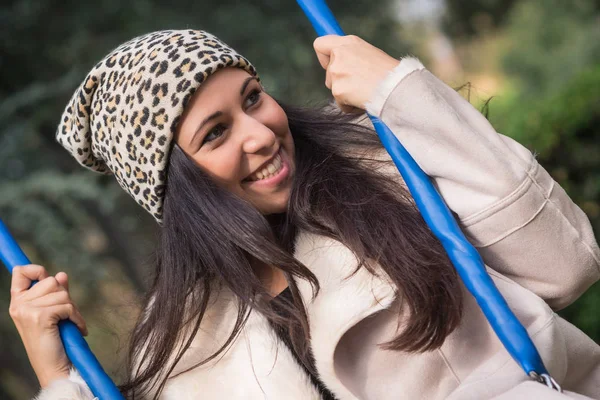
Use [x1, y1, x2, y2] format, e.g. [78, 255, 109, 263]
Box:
[365, 57, 425, 117]
[37, 364, 71, 388]
[365, 57, 400, 109]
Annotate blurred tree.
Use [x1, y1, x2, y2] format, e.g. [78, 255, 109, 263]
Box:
[442, 0, 519, 37]
[442, 0, 600, 39]
[487, 0, 600, 343]
[501, 0, 600, 96]
[489, 66, 600, 341]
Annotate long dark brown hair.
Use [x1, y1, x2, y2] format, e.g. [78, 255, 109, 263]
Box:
[120, 104, 463, 398]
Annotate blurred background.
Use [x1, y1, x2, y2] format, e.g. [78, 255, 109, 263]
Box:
[1, 0, 599, 397]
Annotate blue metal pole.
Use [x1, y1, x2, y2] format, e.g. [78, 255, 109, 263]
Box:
[0, 219, 125, 399]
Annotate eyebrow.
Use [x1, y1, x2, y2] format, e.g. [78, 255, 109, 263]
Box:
[189, 76, 259, 147]
[240, 76, 257, 96]
[189, 111, 223, 146]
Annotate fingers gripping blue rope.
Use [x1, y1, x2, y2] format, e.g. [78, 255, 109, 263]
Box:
[0, 220, 125, 399]
[296, 0, 554, 383]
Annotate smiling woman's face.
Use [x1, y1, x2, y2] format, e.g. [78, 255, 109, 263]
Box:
[175, 67, 295, 215]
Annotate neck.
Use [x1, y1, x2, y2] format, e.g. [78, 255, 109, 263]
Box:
[253, 262, 289, 297]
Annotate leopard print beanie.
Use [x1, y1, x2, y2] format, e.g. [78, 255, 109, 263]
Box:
[56, 30, 258, 223]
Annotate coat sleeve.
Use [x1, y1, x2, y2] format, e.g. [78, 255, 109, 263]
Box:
[33, 368, 96, 400]
[365, 58, 600, 310]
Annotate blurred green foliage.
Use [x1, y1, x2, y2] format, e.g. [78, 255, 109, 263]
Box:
[0, 0, 599, 398]
[489, 66, 600, 339]
[500, 0, 600, 95]
[487, 0, 600, 340]
[442, 0, 519, 37]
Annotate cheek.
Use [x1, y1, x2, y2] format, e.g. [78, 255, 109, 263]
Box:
[193, 152, 241, 189]
[262, 99, 290, 137]
[263, 101, 295, 163]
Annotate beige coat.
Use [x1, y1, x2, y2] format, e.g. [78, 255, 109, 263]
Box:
[37, 59, 600, 400]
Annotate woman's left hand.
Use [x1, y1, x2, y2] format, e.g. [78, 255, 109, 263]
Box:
[313, 35, 400, 113]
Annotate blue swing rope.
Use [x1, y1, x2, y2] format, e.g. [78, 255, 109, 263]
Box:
[0, 219, 125, 400]
[0, 2, 560, 397]
[296, 0, 560, 391]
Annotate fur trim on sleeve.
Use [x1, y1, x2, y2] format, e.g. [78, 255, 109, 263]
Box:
[34, 368, 96, 400]
[365, 56, 425, 117]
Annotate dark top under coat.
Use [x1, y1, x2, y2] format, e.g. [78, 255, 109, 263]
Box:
[271, 287, 338, 400]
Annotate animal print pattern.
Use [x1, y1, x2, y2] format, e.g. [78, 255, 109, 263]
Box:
[56, 30, 258, 223]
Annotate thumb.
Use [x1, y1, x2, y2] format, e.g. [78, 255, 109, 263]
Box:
[313, 35, 341, 70]
[55, 272, 69, 291]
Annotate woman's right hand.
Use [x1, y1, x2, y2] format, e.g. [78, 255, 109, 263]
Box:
[8, 265, 88, 388]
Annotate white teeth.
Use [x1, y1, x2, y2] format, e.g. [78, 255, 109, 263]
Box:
[249, 153, 283, 181]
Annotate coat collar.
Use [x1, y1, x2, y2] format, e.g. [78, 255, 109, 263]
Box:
[156, 230, 396, 399]
[293, 230, 397, 399]
[157, 286, 323, 399]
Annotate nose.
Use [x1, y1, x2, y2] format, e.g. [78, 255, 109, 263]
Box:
[239, 114, 277, 155]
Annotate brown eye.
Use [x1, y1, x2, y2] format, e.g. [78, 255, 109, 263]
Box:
[202, 124, 226, 145]
[244, 89, 262, 108]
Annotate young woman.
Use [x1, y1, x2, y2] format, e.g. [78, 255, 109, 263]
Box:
[9, 30, 600, 400]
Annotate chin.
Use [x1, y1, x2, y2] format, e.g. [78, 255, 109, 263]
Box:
[262, 202, 289, 215]
[258, 195, 291, 215]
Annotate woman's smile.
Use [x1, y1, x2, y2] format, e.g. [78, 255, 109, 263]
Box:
[242, 147, 292, 189]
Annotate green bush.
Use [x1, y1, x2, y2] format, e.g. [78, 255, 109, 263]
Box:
[488, 66, 600, 341]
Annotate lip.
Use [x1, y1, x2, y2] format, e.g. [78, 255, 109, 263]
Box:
[246, 148, 280, 180]
[243, 148, 290, 188]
